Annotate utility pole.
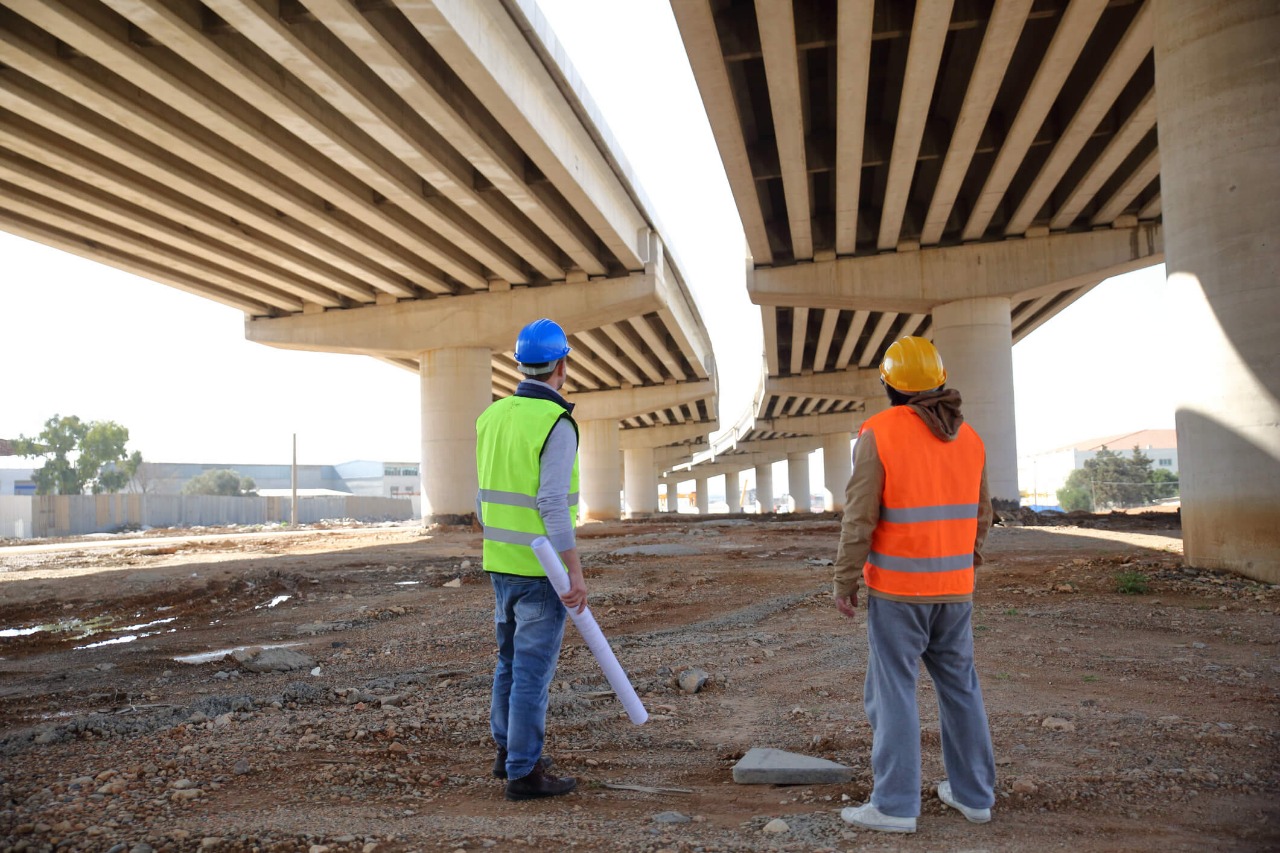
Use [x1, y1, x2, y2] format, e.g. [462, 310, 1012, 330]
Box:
[291, 433, 298, 527]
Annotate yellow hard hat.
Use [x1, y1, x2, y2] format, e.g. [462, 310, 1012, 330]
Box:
[880, 336, 947, 392]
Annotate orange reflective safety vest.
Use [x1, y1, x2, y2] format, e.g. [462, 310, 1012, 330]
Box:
[860, 405, 985, 600]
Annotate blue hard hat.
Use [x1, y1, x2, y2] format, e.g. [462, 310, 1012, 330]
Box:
[514, 318, 571, 368]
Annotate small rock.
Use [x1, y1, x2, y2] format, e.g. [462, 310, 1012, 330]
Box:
[1042, 716, 1075, 732]
[652, 811, 691, 824]
[460, 560, 472, 569]
[233, 760, 251, 776]
[677, 668, 710, 694]
[762, 818, 790, 834]
[444, 578, 462, 588]
[1012, 779, 1039, 795]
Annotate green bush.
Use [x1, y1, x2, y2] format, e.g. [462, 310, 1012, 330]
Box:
[1115, 570, 1150, 595]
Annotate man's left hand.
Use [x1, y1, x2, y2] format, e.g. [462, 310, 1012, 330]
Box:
[834, 589, 858, 618]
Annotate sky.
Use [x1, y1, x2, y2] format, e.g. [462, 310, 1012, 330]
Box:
[0, 0, 1177, 484]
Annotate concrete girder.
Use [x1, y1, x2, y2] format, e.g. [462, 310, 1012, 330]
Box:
[752, 407, 880, 439]
[962, 0, 1110, 241]
[573, 380, 714, 423]
[670, 0, 772, 265]
[921, 0, 1032, 246]
[747, 225, 1164, 314]
[756, 0, 812, 261]
[1092, 150, 1161, 226]
[303, 0, 604, 277]
[834, 0, 873, 255]
[877, 0, 953, 251]
[204, 0, 563, 283]
[619, 422, 714, 451]
[768, 371, 885, 403]
[0, 18, 450, 300]
[1050, 91, 1158, 231]
[1006, 1, 1154, 235]
[410, 0, 648, 272]
[15, 0, 461, 296]
[245, 273, 658, 357]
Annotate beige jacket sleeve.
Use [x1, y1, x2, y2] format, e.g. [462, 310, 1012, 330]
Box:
[833, 430, 883, 599]
[974, 462, 993, 567]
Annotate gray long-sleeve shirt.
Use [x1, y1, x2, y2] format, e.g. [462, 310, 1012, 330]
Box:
[475, 379, 578, 552]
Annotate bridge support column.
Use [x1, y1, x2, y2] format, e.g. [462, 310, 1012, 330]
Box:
[932, 297, 1018, 507]
[623, 446, 657, 517]
[823, 433, 853, 512]
[579, 419, 621, 521]
[787, 451, 811, 513]
[694, 476, 709, 514]
[755, 463, 774, 514]
[724, 471, 741, 512]
[420, 347, 491, 524]
[1156, 1, 1280, 582]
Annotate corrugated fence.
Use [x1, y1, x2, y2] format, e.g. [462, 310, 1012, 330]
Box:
[1, 494, 414, 539]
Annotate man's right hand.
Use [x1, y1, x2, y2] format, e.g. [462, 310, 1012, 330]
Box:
[560, 576, 588, 614]
[834, 589, 858, 618]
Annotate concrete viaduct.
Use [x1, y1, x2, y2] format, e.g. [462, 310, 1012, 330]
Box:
[0, 1, 1275, 581]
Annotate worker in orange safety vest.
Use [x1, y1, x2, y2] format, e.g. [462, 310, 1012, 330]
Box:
[833, 336, 996, 834]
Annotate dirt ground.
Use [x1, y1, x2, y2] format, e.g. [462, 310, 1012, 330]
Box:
[1, 514, 1276, 852]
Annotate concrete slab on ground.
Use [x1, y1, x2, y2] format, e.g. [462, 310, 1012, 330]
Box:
[731, 747, 853, 784]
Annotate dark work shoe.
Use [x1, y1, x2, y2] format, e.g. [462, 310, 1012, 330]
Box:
[504, 765, 577, 801]
[492, 749, 554, 780]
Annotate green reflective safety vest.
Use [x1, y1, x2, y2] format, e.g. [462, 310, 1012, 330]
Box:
[475, 394, 580, 576]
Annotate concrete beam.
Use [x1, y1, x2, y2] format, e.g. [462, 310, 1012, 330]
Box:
[246, 273, 658, 357]
[619, 421, 714, 450]
[1050, 91, 1157, 231]
[768, 370, 884, 402]
[753, 407, 880, 438]
[962, 0, 1109, 240]
[410, 0, 648, 270]
[834, 0, 873, 255]
[573, 380, 715, 422]
[748, 225, 1163, 313]
[757, 0, 812, 260]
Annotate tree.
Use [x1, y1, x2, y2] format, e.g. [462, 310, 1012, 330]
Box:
[182, 469, 258, 496]
[13, 414, 142, 495]
[1056, 446, 1180, 511]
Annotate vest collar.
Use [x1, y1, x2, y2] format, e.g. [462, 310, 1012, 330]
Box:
[515, 379, 575, 414]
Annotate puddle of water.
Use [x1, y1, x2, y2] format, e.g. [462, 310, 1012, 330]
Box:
[74, 626, 178, 651]
[174, 642, 303, 665]
[254, 594, 292, 610]
[1, 615, 115, 639]
[116, 617, 177, 632]
[394, 581, 421, 586]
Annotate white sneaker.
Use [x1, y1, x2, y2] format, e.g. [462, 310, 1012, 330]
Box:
[839, 802, 917, 833]
[937, 780, 992, 823]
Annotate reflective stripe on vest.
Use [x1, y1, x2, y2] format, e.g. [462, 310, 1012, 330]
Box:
[476, 395, 579, 576]
[860, 405, 984, 599]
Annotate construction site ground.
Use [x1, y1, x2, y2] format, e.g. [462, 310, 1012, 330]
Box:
[1, 513, 1276, 852]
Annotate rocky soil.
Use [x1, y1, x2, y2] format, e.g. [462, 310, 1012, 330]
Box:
[0, 515, 1276, 852]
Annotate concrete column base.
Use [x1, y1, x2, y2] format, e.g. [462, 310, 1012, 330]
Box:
[932, 297, 1018, 508]
[580, 419, 621, 521]
[755, 464, 774, 514]
[420, 347, 492, 524]
[623, 446, 658, 517]
[725, 470, 742, 512]
[787, 451, 811, 513]
[822, 433, 852, 512]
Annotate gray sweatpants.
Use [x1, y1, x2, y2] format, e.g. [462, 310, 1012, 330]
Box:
[864, 596, 996, 817]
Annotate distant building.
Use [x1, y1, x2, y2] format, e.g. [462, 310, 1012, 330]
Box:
[1018, 429, 1178, 507]
[0, 457, 423, 515]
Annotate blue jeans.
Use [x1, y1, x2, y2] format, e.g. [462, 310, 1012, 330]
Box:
[489, 572, 567, 780]
[864, 596, 996, 817]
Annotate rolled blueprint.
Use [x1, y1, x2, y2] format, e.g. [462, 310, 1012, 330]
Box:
[531, 536, 648, 725]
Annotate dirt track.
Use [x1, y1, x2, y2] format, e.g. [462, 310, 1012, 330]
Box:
[1, 515, 1276, 852]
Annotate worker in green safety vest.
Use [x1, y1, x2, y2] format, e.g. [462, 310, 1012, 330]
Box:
[476, 317, 587, 802]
